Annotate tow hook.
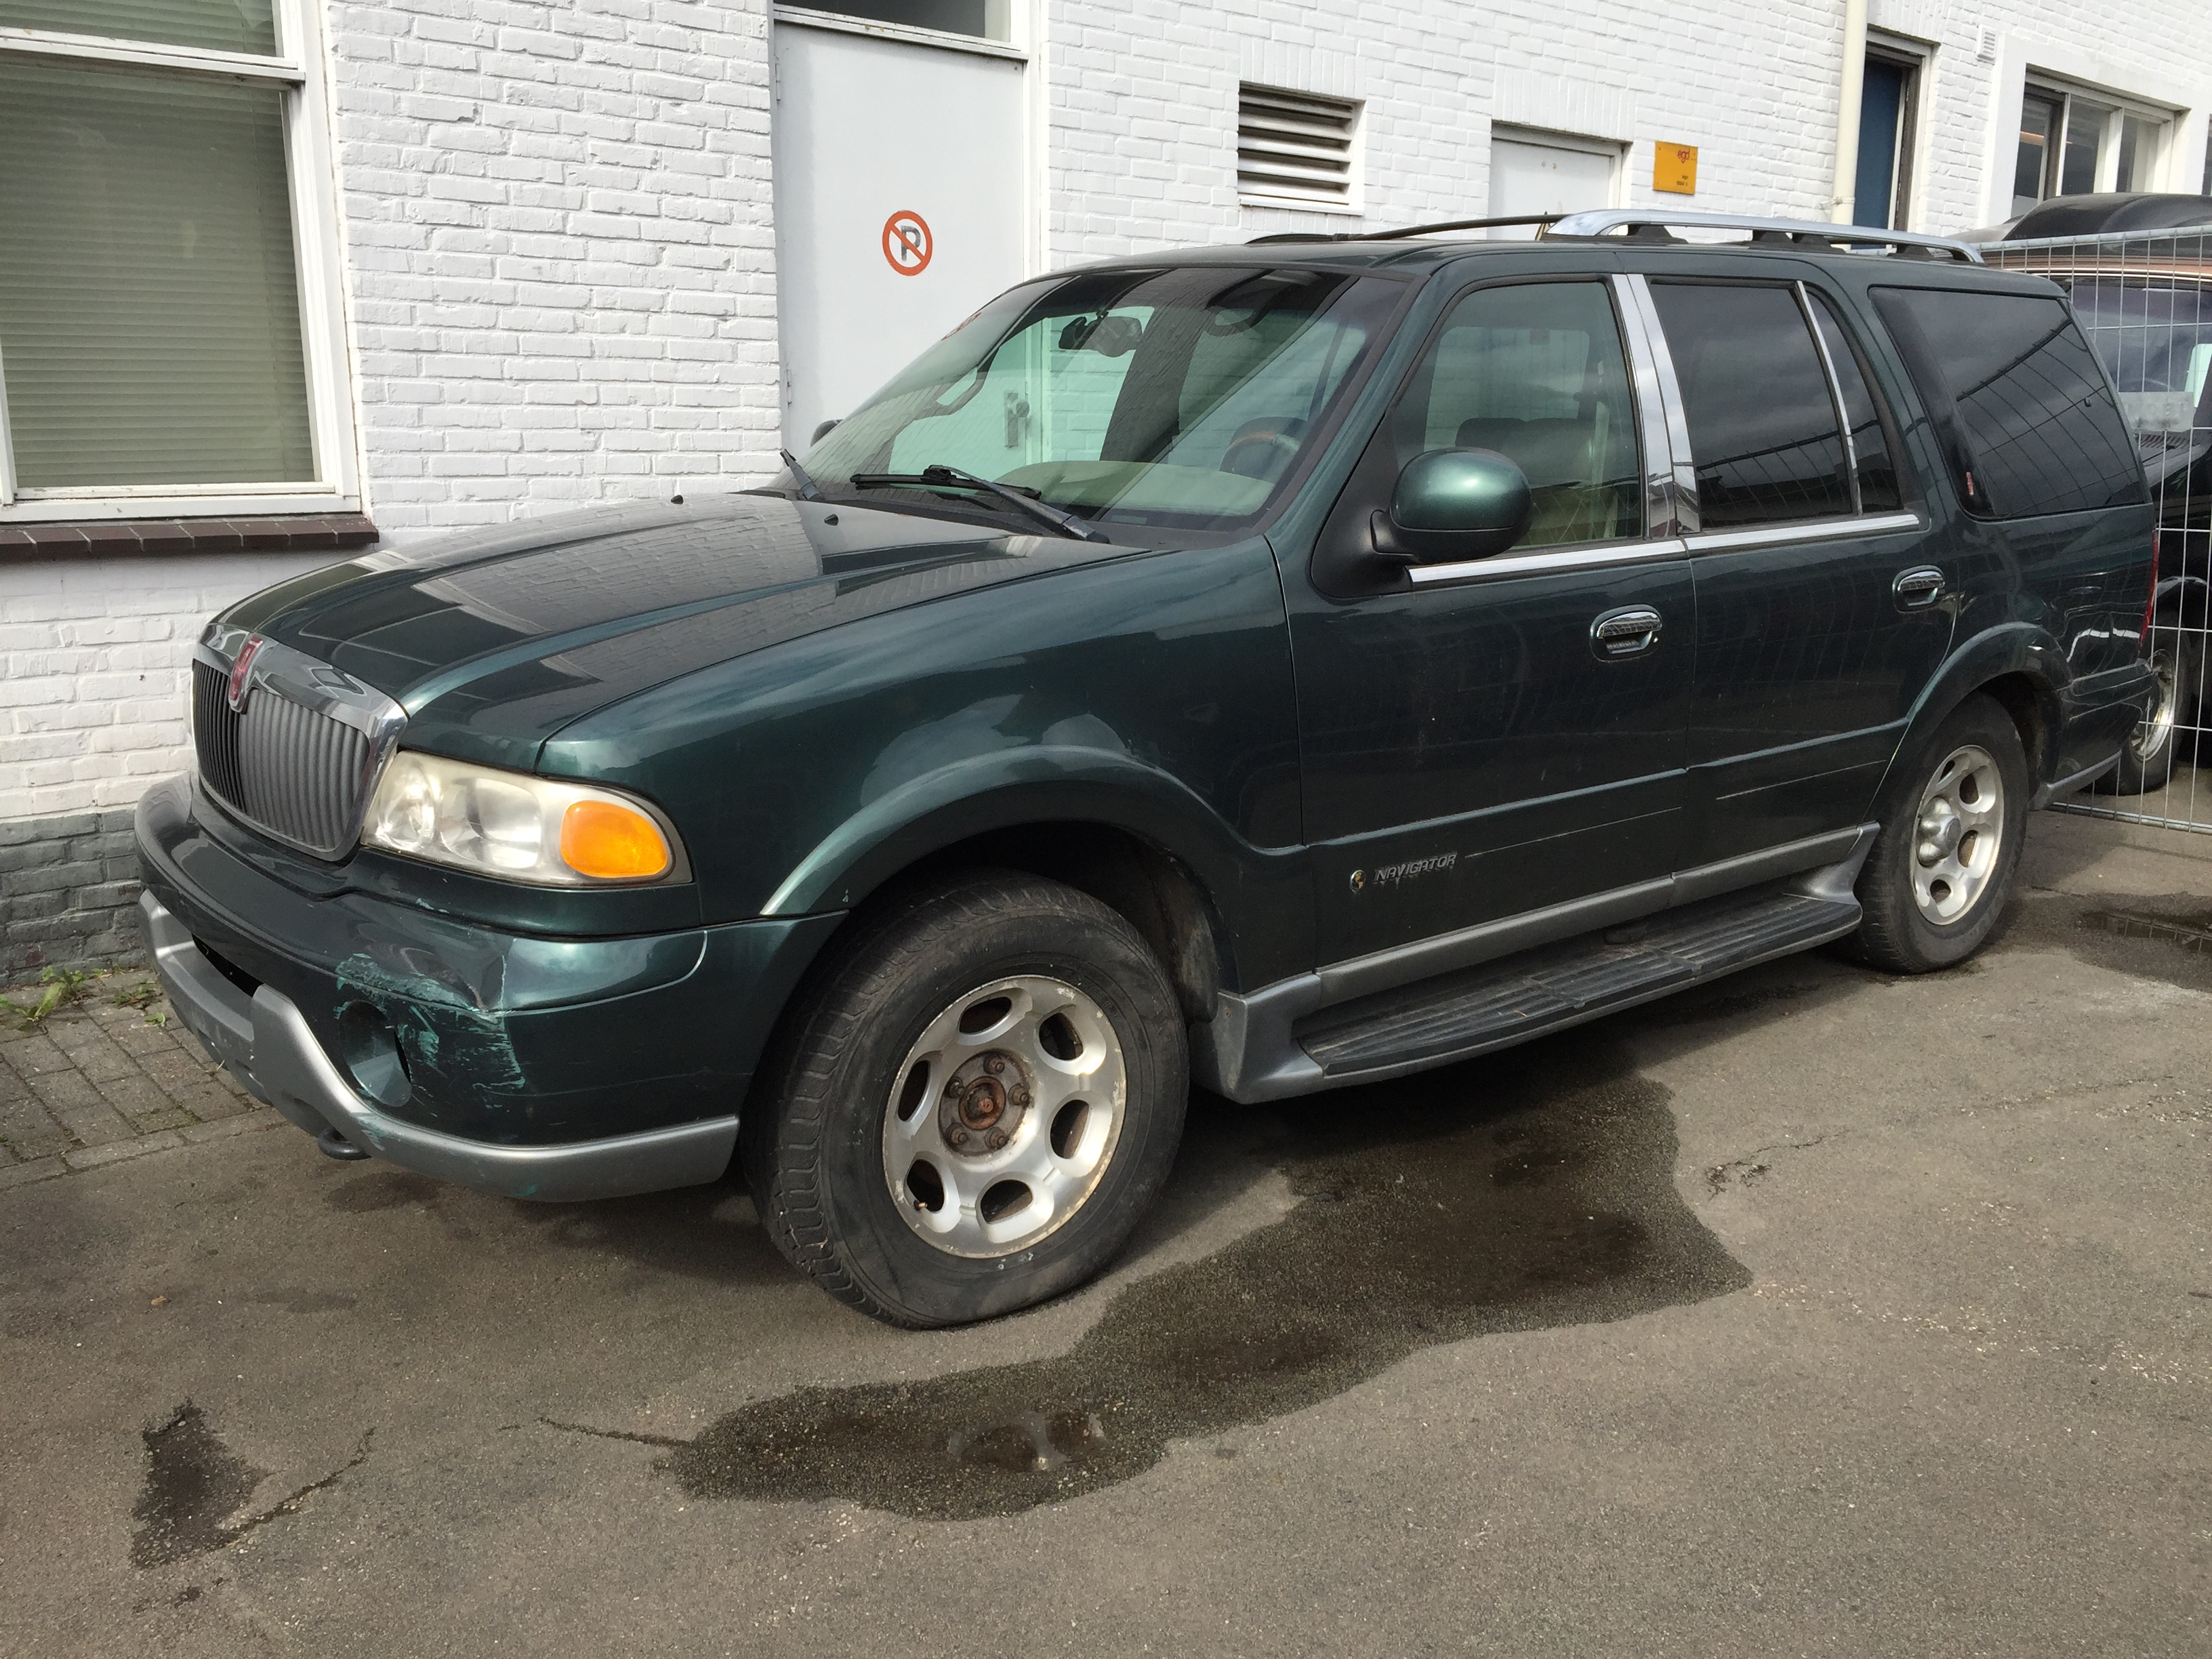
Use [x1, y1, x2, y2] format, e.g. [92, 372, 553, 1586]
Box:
[317, 1127, 371, 1162]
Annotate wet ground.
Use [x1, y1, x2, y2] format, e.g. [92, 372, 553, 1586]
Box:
[3, 811, 2207, 1657]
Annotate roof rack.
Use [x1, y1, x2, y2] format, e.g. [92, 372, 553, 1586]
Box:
[1247, 213, 1561, 245]
[1545, 209, 1983, 264]
[1249, 208, 1983, 264]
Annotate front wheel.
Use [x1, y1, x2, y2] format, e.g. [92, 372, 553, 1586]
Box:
[743, 870, 1188, 1327]
[1852, 694, 2030, 973]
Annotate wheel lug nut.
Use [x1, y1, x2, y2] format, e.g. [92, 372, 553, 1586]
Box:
[985, 1054, 1004, 1075]
[947, 1127, 968, 1147]
[1011, 1087, 1030, 1107]
[986, 1128, 1008, 1150]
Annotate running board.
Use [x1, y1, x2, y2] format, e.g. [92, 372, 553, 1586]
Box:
[1294, 888, 1862, 1078]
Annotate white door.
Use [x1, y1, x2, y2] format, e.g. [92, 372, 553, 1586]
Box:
[1488, 133, 1618, 239]
[773, 25, 1028, 449]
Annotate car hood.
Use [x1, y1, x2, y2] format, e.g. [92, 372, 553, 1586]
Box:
[224, 493, 1139, 760]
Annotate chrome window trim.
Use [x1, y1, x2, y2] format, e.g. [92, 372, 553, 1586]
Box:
[1407, 535, 1689, 588]
[1618, 275, 1701, 535]
[1607, 272, 1686, 538]
[1683, 510, 1922, 555]
[1795, 279, 1862, 516]
[194, 621, 408, 859]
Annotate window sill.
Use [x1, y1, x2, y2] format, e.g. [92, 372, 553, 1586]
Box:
[0, 512, 377, 562]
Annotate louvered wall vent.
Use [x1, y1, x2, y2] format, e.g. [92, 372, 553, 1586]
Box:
[1237, 83, 1361, 209]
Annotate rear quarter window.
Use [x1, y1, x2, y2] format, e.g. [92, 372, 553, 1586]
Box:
[1871, 287, 2145, 518]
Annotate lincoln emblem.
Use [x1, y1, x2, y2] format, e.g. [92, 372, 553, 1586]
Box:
[227, 636, 266, 714]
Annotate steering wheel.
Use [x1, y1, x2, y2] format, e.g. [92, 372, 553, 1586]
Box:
[1218, 422, 1304, 480]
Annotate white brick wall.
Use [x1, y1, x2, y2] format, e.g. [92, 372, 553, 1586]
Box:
[4, 0, 2211, 842]
[0, 557, 328, 823]
[329, 0, 781, 541]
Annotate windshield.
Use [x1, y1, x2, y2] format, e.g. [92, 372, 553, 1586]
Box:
[2064, 276, 2212, 436]
[788, 265, 1404, 539]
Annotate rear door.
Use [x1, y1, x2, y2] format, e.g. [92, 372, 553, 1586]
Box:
[1630, 266, 1956, 866]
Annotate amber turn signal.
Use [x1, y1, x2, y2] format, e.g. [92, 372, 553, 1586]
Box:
[560, 799, 672, 880]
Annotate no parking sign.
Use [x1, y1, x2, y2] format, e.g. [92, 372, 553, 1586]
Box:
[882, 209, 933, 276]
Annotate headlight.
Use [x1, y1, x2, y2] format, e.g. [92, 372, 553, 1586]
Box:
[361, 752, 685, 886]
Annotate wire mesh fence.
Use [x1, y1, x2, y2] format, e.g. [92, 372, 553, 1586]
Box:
[1982, 228, 2212, 833]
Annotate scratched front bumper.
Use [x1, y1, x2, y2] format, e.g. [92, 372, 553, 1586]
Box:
[134, 775, 838, 1195]
[142, 891, 735, 1200]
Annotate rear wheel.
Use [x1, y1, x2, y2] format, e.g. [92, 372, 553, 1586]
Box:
[1853, 695, 2029, 973]
[743, 870, 1187, 1327]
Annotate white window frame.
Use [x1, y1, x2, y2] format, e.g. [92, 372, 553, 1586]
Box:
[1980, 32, 2201, 226]
[2023, 78, 2173, 201]
[0, 3, 359, 522]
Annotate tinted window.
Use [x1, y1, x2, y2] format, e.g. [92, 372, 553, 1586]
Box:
[1871, 287, 2145, 518]
[1650, 283, 1853, 529]
[1389, 281, 1642, 547]
[1809, 292, 1902, 512]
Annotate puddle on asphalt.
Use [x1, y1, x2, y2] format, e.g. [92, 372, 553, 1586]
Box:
[2081, 905, 2212, 956]
[665, 1036, 1747, 1519]
[131, 1404, 268, 1568]
[1995, 893, 2212, 991]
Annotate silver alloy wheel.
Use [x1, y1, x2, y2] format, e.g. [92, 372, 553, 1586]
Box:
[880, 975, 1128, 1259]
[2130, 648, 2178, 764]
[1910, 743, 2005, 925]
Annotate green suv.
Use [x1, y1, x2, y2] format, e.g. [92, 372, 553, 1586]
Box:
[140, 210, 2158, 1326]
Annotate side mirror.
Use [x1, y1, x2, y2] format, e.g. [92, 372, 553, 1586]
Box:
[1372, 448, 1533, 564]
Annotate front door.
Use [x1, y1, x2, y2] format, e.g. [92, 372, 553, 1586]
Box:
[1287, 273, 1695, 966]
[772, 22, 1028, 449]
[1631, 268, 1956, 865]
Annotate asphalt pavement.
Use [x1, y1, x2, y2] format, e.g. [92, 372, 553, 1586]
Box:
[3, 809, 2207, 1657]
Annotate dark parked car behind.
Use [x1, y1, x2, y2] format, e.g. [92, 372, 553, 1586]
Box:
[142, 209, 2159, 1325]
[1984, 193, 2212, 794]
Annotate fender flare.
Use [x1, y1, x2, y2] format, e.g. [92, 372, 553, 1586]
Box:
[1882, 622, 2068, 796]
[758, 744, 1286, 928]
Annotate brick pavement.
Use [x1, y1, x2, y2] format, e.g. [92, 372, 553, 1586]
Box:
[0, 973, 281, 1190]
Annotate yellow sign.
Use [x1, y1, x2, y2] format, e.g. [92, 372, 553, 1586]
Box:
[1654, 142, 1698, 196]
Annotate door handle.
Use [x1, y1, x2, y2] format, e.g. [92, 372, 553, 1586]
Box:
[1893, 566, 1946, 610]
[1591, 605, 1663, 659]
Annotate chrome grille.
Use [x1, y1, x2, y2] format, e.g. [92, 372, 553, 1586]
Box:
[191, 630, 405, 860]
[190, 661, 245, 806]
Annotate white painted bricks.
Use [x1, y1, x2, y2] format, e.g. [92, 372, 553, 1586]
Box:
[327, 0, 781, 542]
[1, 557, 330, 823]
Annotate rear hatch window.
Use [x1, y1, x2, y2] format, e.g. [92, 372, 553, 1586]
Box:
[1871, 287, 2146, 518]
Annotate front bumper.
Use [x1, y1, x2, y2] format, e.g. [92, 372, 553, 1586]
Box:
[144, 891, 737, 1200]
[136, 773, 842, 1202]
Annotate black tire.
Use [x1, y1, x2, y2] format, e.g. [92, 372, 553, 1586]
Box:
[1853, 694, 2030, 974]
[742, 869, 1188, 1327]
[2102, 629, 2203, 796]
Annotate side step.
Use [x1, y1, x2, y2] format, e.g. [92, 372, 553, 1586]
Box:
[1296, 888, 1861, 1076]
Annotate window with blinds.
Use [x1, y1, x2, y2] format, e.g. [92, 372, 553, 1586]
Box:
[1236, 83, 1361, 211]
[0, 0, 319, 500]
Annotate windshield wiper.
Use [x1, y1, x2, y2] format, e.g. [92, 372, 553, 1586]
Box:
[778, 447, 824, 502]
[848, 464, 1109, 543]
